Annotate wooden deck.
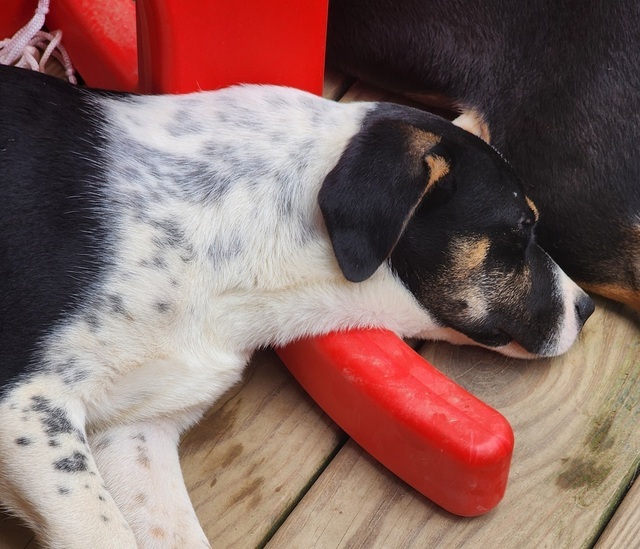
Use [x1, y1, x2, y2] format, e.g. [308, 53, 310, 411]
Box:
[2, 74, 640, 549]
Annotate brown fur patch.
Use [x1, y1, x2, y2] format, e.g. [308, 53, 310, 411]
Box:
[453, 109, 491, 143]
[150, 526, 167, 539]
[406, 127, 441, 157]
[426, 154, 450, 189]
[445, 236, 492, 320]
[404, 128, 449, 190]
[393, 130, 447, 241]
[579, 283, 640, 310]
[457, 236, 490, 271]
[526, 196, 540, 221]
[443, 235, 533, 318]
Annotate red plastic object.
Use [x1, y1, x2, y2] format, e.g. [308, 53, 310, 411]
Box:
[0, 1, 35, 39]
[47, 0, 137, 91]
[137, 0, 328, 95]
[276, 330, 514, 516]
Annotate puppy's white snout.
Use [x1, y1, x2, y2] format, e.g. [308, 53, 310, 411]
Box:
[552, 272, 594, 356]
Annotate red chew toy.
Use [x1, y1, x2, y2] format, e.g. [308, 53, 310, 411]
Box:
[10, 0, 515, 516]
[277, 330, 514, 516]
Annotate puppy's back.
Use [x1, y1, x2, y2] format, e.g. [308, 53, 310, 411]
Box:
[0, 66, 112, 387]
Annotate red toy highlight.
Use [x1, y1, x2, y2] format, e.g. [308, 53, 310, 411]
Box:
[277, 330, 514, 516]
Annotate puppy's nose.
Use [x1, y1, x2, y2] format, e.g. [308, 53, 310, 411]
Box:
[575, 292, 595, 326]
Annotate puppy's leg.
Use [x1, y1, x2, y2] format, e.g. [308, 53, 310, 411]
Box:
[90, 416, 210, 549]
[0, 376, 137, 548]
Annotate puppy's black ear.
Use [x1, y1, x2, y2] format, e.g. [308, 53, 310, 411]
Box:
[319, 119, 450, 282]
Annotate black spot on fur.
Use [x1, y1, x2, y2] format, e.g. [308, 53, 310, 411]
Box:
[140, 255, 168, 269]
[15, 437, 32, 446]
[150, 218, 185, 249]
[98, 494, 106, 502]
[62, 369, 90, 385]
[54, 451, 88, 473]
[57, 486, 70, 495]
[100, 515, 110, 523]
[131, 433, 146, 442]
[48, 438, 60, 447]
[106, 294, 127, 316]
[168, 107, 205, 137]
[153, 255, 167, 269]
[85, 312, 102, 332]
[208, 234, 244, 264]
[31, 396, 74, 437]
[154, 302, 171, 314]
[93, 436, 112, 451]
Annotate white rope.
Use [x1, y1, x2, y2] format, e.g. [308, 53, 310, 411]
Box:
[0, 0, 76, 84]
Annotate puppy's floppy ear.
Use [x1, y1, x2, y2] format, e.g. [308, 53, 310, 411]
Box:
[319, 119, 451, 282]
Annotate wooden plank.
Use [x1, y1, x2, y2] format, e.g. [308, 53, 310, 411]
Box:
[267, 297, 640, 548]
[594, 477, 640, 548]
[183, 350, 346, 547]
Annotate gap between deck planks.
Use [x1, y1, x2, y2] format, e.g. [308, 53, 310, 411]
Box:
[2, 73, 640, 549]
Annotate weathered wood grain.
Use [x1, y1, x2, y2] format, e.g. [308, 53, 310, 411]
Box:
[267, 298, 640, 548]
[183, 350, 346, 547]
[594, 474, 640, 548]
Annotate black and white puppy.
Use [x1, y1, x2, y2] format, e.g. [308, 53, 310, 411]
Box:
[0, 65, 592, 548]
[326, 0, 640, 309]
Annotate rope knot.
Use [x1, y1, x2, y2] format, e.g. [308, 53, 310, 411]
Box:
[0, 0, 76, 84]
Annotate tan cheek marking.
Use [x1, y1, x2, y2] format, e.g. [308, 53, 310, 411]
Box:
[525, 196, 539, 221]
[426, 154, 450, 189]
[446, 236, 492, 321]
[453, 236, 491, 272]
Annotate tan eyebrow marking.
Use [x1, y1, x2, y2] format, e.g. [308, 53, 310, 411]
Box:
[425, 154, 450, 190]
[525, 196, 539, 221]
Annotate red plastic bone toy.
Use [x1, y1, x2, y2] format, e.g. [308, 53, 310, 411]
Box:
[3, 0, 515, 516]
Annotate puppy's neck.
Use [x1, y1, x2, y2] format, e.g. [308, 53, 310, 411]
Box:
[89, 86, 434, 351]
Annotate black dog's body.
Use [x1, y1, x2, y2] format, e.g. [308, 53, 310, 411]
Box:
[328, 0, 640, 307]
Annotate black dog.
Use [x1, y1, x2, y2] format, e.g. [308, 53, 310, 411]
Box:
[327, 0, 640, 309]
